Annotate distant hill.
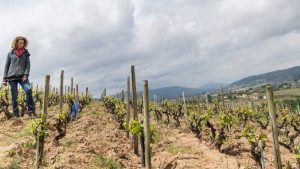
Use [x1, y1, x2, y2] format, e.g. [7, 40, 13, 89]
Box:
[147, 82, 226, 99]
[148, 86, 198, 99]
[231, 66, 300, 88]
[110, 66, 300, 99]
[198, 82, 226, 91]
[147, 65, 300, 99]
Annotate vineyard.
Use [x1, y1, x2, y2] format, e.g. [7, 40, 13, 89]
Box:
[0, 66, 300, 169]
[101, 93, 300, 168]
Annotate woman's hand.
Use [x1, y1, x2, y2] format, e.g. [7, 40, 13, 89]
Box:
[2, 79, 7, 86]
[22, 75, 28, 82]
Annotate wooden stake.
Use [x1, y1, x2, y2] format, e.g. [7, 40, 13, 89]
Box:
[182, 92, 188, 118]
[76, 84, 79, 102]
[126, 76, 131, 138]
[143, 80, 151, 169]
[86, 87, 88, 100]
[36, 75, 50, 169]
[104, 88, 106, 97]
[121, 90, 125, 102]
[220, 85, 225, 109]
[266, 86, 282, 169]
[131, 65, 139, 155]
[259, 140, 266, 169]
[60, 70, 64, 111]
[205, 93, 211, 107]
[71, 77, 73, 95]
[30, 82, 33, 90]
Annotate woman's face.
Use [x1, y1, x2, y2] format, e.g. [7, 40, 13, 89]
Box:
[17, 40, 25, 49]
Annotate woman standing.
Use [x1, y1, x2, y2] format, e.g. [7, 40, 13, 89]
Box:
[2, 36, 36, 118]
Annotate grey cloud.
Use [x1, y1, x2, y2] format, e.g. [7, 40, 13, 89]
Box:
[0, 0, 300, 97]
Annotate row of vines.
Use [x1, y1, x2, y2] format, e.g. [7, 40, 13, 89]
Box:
[100, 92, 300, 169]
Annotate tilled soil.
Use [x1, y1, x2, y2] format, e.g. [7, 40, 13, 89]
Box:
[0, 101, 297, 168]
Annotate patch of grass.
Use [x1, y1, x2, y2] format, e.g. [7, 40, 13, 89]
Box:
[93, 155, 123, 169]
[284, 160, 292, 169]
[8, 161, 21, 169]
[274, 88, 300, 96]
[7, 149, 16, 157]
[167, 144, 192, 155]
[96, 124, 105, 131]
[21, 139, 36, 150]
[63, 140, 77, 151]
[18, 127, 31, 137]
[77, 112, 84, 118]
[91, 111, 100, 116]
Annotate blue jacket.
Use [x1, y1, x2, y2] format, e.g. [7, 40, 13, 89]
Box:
[69, 100, 79, 121]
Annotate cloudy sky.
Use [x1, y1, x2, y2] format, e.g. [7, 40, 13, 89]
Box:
[1, 0, 300, 96]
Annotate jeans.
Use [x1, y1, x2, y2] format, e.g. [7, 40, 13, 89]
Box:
[8, 79, 35, 116]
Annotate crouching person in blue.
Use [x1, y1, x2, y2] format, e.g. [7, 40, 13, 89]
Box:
[69, 99, 79, 121]
[2, 36, 36, 118]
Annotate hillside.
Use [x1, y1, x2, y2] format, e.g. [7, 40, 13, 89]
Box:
[147, 82, 225, 99]
[143, 65, 300, 98]
[231, 66, 300, 88]
[148, 86, 199, 99]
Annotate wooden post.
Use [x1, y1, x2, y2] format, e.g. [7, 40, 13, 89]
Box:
[100, 88, 106, 100]
[220, 85, 225, 109]
[143, 80, 151, 169]
[205, 93, 210, 107]
[140, 120, 146, 167]
[230, 102, 234, 109]
[36, 75, 50, 169]
[259, 140, 266, 169]
[250, 100, 255, 112]
[30, 82, 33, 90]
[121, 90, 125, 102]
[71, 77, 73, 95]
[60, 70, 64, 111]
[76, 84, 79, 114]
[126, 76, 131, 138]
[182, 92, 188, 118]
[68, 86, 70, 94]
[131, 65, 139, 155]
[86, 87, 88, 100]
[266, 86, 282, 169]
[280, 101, 284, 109]
[76, 84, 79, 102]
[153, 95, 157, 103]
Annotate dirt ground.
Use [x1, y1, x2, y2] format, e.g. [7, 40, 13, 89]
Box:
[0, 101, 298, 168]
